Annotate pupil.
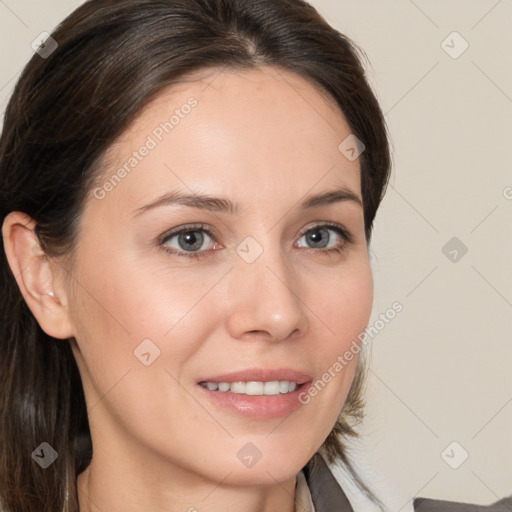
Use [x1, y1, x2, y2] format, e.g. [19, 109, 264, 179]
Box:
[180, 231, 202, 251]
[308, 228, 328, 248]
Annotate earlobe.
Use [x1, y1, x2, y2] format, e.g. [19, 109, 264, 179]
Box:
[1, 211, 75, 340]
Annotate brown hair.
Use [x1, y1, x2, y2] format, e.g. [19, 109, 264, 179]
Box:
[0, 0, 390, 510]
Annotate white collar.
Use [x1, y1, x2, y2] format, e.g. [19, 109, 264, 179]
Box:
[295, 470, 316, 512]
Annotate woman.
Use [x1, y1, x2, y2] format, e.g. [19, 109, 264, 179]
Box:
[0, 1, 509, 511]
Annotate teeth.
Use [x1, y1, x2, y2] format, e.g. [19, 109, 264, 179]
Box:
[200, 380, 299, 395]
[246, 381, 264, 395]
[263, 381, 280, 395]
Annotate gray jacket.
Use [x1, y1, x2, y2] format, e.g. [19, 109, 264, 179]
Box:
[303, 454, 511, 511]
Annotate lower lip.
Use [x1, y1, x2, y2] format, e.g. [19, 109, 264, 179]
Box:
[197, 383, 310, 420]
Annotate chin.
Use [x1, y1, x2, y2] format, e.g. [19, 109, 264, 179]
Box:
[210, 437, 319, 486]
[218, 460, 307, 487]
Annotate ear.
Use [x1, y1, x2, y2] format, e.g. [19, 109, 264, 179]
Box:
[1, 211, 75, 340]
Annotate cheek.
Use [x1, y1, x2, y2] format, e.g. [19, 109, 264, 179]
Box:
[67, 254, 214, 398]
[320, 259, 374, 347]
[72, 246, 216, 340]
[300, 260, 372, 416]
[68, 251, 245, 417]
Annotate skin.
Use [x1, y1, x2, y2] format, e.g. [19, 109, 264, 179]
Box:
[2, 65, 373, 512]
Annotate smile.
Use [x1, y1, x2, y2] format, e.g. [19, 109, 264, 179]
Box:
[199, 380, 298, 395]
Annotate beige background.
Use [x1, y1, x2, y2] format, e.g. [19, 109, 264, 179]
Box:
[1, 1, 511, 510]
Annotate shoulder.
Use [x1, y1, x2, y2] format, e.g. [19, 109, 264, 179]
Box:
[304, 452, 511, 512]
[413, 496, 512, 511]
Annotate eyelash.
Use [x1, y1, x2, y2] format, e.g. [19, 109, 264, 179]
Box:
[158, 222, 353, 260]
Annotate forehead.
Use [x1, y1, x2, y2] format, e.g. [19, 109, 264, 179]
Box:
[92, 65, 361, 215]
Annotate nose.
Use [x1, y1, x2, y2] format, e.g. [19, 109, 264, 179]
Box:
[225, 244, 309, 343]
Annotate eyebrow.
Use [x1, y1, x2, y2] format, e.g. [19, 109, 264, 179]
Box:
[132, 186, 362, 218]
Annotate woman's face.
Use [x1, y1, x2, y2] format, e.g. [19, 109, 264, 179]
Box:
[64, 65, 372, 487]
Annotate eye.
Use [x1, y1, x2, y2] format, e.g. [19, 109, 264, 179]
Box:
[158, 222, 352, 260]
[295, 223, 351, 256]
[159, 224, 218, 260]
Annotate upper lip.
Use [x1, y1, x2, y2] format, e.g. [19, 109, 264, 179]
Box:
[198, 368, 312, 385]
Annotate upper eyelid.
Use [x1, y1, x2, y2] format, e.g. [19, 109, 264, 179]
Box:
[298, 221, 350, 237]
[159, 221, 351, 246]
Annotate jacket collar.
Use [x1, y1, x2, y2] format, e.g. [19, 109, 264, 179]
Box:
[302, 454, 512, 512]
[302, 454, 354, 512]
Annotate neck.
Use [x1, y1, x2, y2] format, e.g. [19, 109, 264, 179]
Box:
[76, 438, 297, 512]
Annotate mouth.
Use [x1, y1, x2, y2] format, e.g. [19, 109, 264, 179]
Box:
[198, 380, 302, 395]
[196, 368, 312, 419]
